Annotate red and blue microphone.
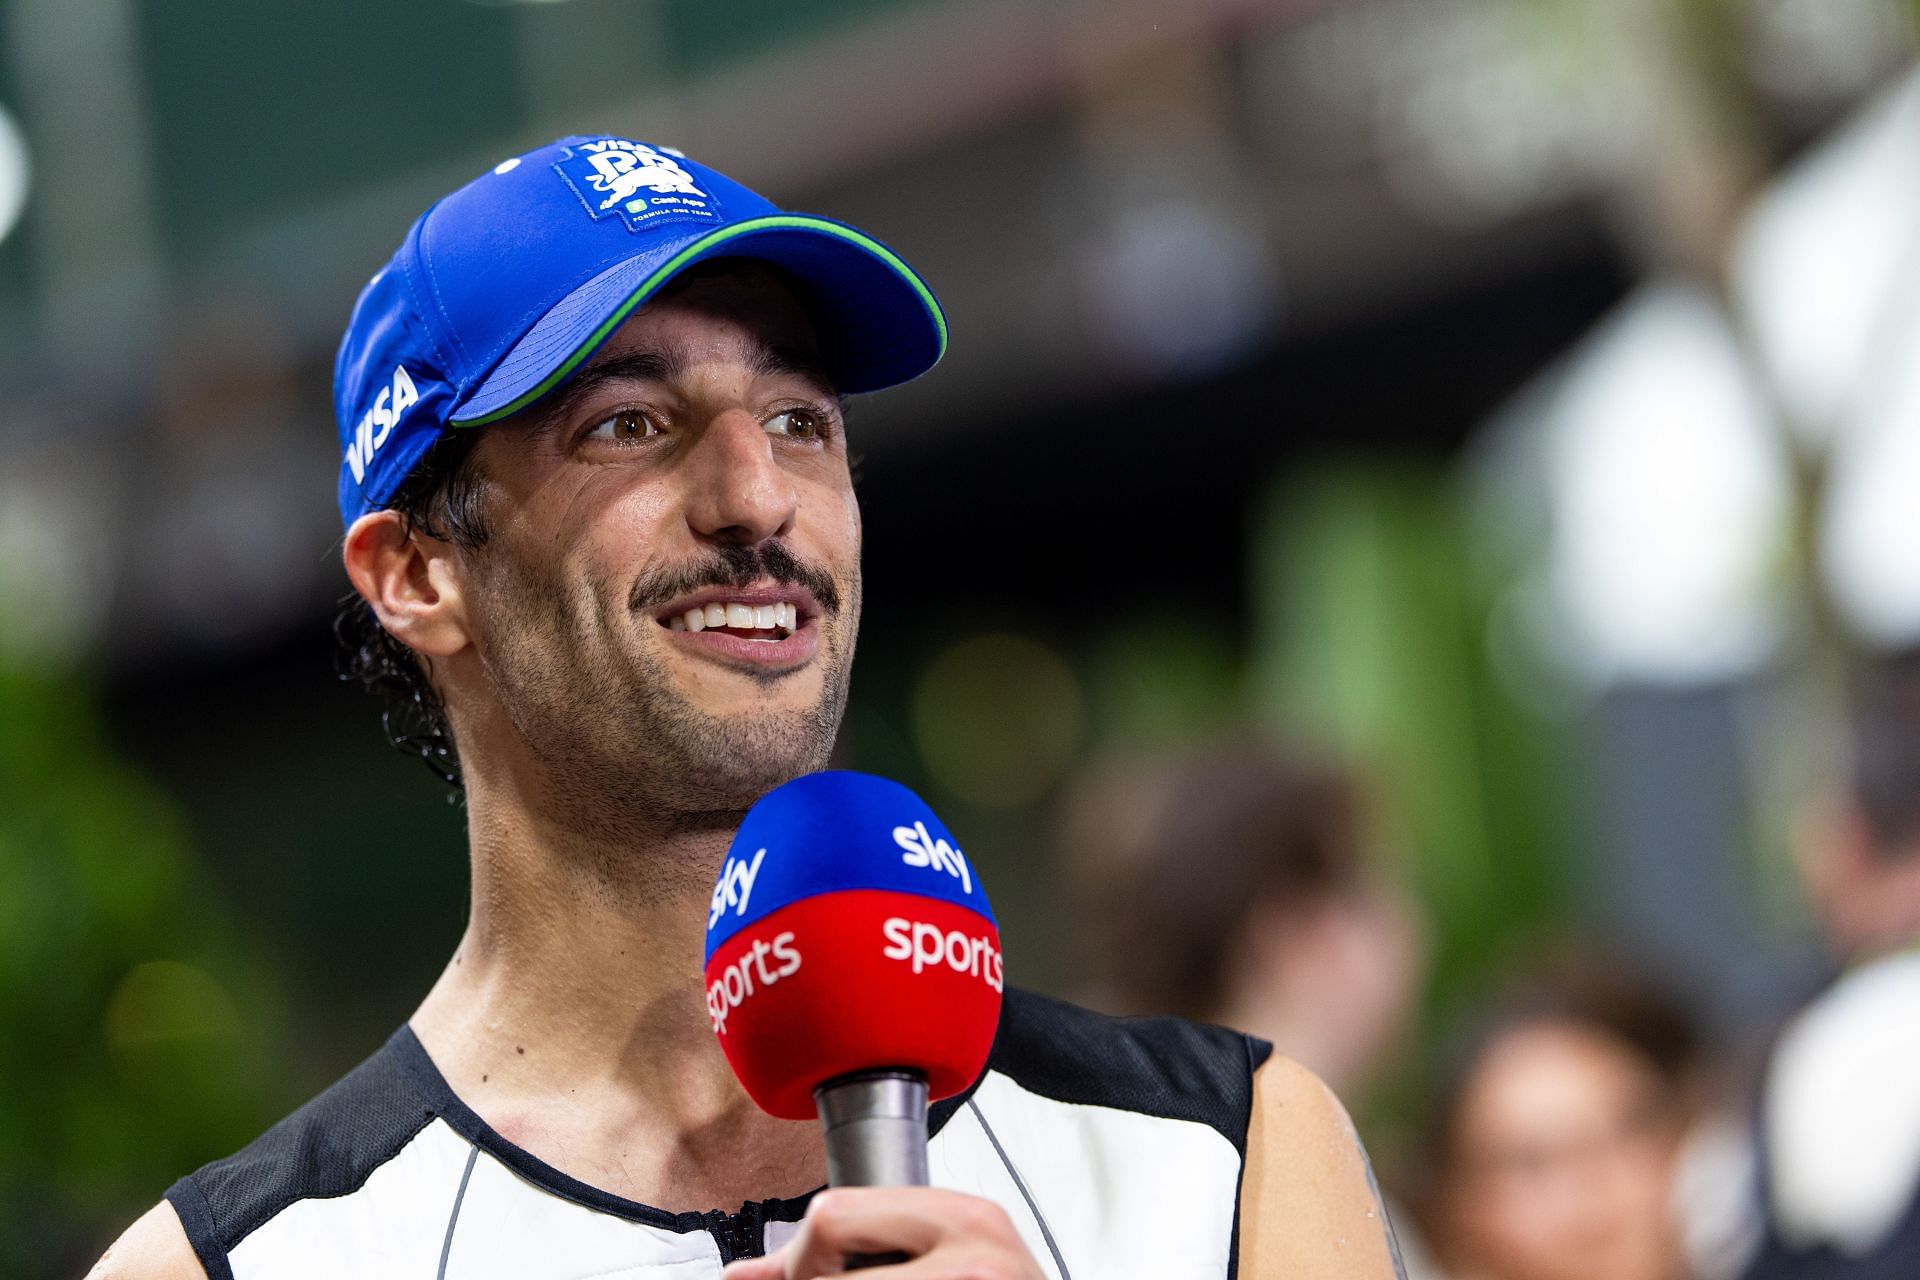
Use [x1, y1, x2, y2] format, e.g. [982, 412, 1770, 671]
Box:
[703, 771, 1003, 1196]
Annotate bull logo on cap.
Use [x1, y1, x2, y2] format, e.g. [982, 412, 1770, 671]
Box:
[555, 138, 720, 231]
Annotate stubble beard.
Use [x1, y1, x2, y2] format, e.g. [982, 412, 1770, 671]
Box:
[471, 547, 859, 899]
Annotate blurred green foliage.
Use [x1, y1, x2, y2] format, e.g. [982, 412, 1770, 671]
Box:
[1083, 614, 1243, 748]
[912, 633, 1086, 809]
[0, 665, 281, 1276]
[1253, 460, 1572, 1009]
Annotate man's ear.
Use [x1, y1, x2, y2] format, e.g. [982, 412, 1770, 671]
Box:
[342, 511, 471, 659]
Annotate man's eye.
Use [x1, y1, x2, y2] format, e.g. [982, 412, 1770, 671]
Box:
[586, 411, 659, 443]
[766, 408, 826, 439]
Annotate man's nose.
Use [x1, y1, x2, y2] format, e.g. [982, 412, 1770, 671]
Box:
[681, 411, 798, 546]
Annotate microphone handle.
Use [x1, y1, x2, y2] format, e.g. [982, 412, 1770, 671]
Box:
[814, 1068, 929, 1270]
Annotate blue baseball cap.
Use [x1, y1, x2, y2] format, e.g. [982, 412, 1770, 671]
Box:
[333, 135, 947, 526]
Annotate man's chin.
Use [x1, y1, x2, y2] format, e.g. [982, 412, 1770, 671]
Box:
[646, 706, 842, 811]
[664, 749, 831, 816]
[554, 645, 851, 816]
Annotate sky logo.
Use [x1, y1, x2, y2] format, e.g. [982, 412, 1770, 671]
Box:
[892, 821, 971, 895]
[708, 846, 767, 931]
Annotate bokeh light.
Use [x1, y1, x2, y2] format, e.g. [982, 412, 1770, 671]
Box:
[912, 634, 1086, 810]
[1535, 285, 1792, 686]
[0, 105, 32, 248]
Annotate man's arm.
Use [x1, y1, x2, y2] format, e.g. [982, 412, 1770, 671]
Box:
[1238, 1055, 1408, 1279]
[87, 1201, 209, 1280]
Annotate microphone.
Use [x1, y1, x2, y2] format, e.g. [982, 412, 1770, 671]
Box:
[703, 772, 1003, 1258]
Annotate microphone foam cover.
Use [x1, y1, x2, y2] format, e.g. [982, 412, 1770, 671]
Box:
[704, 772, 1002, 1120]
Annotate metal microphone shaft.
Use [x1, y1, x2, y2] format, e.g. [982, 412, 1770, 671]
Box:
[815, 1069, 928, 1268]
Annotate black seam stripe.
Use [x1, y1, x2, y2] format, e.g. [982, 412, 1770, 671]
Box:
[1224, 1032, 1265, 1280]
[437, 1145, 480, 1280]
[967, 1098, 1071, 1280]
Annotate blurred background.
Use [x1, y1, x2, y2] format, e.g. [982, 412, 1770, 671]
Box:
[4, 0, 1920, 1276]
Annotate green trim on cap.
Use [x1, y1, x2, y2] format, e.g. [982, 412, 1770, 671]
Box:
[448, 214, 947, 428]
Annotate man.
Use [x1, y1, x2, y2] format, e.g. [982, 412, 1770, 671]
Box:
[1738, 656, 1920, 1278]
[93, 136, 1405, 1279]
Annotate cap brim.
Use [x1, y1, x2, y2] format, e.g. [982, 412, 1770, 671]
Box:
[449, 215, 946, 426]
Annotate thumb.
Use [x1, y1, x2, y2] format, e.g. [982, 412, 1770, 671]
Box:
[721, 1251, 787, 1280]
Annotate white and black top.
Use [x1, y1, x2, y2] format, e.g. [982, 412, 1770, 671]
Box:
[167, 989, 1271, 1279]
[1742, 950, 1920, 1279]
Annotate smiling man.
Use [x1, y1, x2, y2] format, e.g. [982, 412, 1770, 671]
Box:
[93, 136, 1405, 1280]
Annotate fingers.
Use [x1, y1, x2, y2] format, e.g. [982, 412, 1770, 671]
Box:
[780, 1188, 946, 1277]
[719, 1255, 784, 1280]
[720, 1187, 1037, 1280]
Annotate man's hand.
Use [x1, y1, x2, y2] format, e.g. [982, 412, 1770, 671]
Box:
[722, 1187, 1047, 1280]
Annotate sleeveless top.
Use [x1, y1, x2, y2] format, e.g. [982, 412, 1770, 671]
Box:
[166, 988, 1272, 1280]
[1741, 950, 1920, 1279]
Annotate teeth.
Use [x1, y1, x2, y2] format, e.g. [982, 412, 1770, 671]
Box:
[672, 600, 802, 636]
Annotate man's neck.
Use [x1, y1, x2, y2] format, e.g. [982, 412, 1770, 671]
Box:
[409, 768, 825, 1213]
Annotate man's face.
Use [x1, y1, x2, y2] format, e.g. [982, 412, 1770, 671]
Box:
[448, 264, 861, 825]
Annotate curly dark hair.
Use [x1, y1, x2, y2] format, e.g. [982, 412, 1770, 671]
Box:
[334, 427, 491, 791]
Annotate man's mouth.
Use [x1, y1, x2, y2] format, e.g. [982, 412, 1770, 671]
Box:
[665, 599, 800, 642]
[653, 584, 816, 648]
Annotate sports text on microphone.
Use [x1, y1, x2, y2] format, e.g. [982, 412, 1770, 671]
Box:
[706, 930, 802, 1035]
[881, 918, 1003, 991]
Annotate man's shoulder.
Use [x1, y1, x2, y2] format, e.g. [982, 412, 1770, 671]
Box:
[89, 1202, 208, 1280]
[979, 986, 1271, 1153]
[167, 1028, 435, 1271]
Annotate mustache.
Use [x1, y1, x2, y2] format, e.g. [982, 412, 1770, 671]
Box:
[628, 542, 844, 617]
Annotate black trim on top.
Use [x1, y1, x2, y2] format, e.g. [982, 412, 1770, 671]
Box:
[987, 987, 1270, 1155]
[388, 1027, 682, 1232]
[167, 1028, 437, 1270]
[928, 1060, 988, 1139]
[388, 1025, 823, 1244]
[1224, 1033, 1272, 1280]
[388, 1014, 993, 1259]
[1246, 1035, 1275, 1074]
[162, 1176, 236, 1280]
[168, 989, 1261, 1269]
